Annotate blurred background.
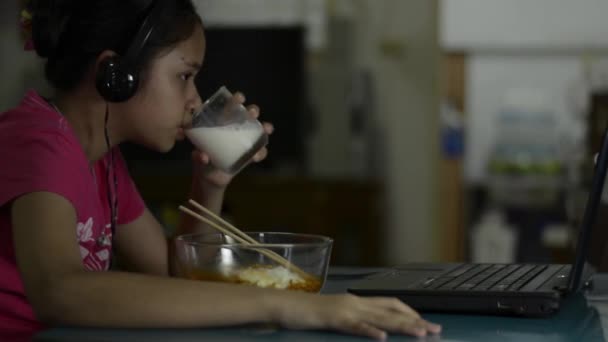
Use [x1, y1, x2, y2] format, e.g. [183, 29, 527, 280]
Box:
[2, 0, 608, 267]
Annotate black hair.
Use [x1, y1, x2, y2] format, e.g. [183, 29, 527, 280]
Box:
[29, 0, 202, 91]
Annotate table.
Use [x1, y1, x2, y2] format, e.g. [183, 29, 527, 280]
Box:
[34, 268, 608, 341]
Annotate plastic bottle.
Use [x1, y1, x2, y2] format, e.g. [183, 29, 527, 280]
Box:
[471, 209, 518, 263]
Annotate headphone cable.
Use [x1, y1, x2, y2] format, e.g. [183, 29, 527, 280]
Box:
[104, 102, 118, 269]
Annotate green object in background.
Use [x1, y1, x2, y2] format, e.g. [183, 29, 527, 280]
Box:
[159, 203, 179, 236]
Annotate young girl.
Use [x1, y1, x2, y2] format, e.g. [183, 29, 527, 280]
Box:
[0, 0, 440, 340]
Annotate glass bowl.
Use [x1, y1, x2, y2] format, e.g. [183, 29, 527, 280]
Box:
[172, 232, 333, 293]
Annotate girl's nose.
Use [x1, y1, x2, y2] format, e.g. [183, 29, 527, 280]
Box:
[182, 108, 195, 129]
[183, 89, 203, 127]
[190, 90, 203, 113]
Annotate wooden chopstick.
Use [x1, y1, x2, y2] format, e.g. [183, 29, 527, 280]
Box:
[186, 199, 307, 274]
[179, 206, 250, 244]
[178, 203, 310, 279]
[188, 199, 257, 245]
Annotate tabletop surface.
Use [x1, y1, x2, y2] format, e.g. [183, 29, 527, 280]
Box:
[34, 267, 608, 342]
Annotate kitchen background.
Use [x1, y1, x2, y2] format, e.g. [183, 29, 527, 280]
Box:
[2, 0, 608, 267]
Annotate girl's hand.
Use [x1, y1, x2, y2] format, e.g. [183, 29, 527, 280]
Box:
[274, 293, 441, 340]
[191, 92, 274, 188]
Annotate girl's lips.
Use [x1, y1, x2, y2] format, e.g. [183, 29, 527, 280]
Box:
[176, 127, 186, 141]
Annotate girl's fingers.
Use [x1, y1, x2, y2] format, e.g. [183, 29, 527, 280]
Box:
[262, 122, 274, 134]
[370, 297, 420, 318]
[233, 92, 246, 104]
[253, 147, 268, 162]
[247, 104, 260, 119]
[425, 320, 442, 334]
[191, 150, 209, 164]
[402, 318, 431, 337]
[340, 321, 387, 341]
[231, 91, 266, 124]
[361, 299, 440, 337]
[364, 308, 421, 335]
[225, 92, 245, 112]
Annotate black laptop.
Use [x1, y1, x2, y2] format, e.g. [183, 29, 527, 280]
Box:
[348, 125, 608, 317]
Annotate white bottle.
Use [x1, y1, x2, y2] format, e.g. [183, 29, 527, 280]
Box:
[471, 209, 518, 263]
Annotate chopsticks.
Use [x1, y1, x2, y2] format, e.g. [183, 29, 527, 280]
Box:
[178, 199, 310, 279]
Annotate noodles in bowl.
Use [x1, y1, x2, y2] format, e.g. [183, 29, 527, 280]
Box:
[173, 231, 333, 293]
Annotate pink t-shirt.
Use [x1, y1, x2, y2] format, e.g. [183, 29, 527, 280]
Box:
[0, 90, 146, 335]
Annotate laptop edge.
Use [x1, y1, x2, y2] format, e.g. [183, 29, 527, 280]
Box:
[348, 124, 608, 317]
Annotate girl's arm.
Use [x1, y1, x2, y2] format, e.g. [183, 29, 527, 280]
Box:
[175, 173, 226, 237]
[12, 191, 440, 339]
[12, 191, 274, 327]
[112, 179, 225, 276]
[113, 208, 169, 276]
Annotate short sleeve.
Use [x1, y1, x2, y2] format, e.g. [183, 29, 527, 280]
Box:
[0, 129, 85, 210]
[114, 149, 146, 225]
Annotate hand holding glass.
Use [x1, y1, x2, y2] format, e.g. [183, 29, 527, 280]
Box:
[186, 86, 268, 174]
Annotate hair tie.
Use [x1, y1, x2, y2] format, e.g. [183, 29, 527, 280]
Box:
[20, 8, 34, 51]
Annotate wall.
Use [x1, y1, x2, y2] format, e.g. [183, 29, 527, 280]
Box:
[0, 1, 49, 112]
[441, 0, 608, 50]
[350, 0, 441, 263]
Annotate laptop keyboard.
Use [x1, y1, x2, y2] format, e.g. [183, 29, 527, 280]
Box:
[414, 264, 548, 292]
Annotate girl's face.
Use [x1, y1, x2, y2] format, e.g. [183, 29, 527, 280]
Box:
[122, 23, 206, 152]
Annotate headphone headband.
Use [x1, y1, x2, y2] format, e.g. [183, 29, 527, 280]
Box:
[95, 0, 164, 102]
[122, 0, 162, 68]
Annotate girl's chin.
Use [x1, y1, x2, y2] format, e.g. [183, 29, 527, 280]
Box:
[176, 129, 186, 141]
[158, 140, 177, 153]
[141, 139, 176, 153]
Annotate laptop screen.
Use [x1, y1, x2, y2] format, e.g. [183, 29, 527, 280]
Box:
[569, 124, 608, 291]
[586, 200, 608, 271]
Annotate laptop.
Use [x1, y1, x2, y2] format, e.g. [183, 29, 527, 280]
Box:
[348, 125, 608, 317]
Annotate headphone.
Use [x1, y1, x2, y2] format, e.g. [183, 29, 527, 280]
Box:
[95, 0, 162, 102]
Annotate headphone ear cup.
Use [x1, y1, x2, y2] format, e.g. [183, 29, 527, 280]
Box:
[95, 56, 139, 102]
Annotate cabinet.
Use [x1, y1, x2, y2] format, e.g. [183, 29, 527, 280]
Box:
[129, 168, 385, 266]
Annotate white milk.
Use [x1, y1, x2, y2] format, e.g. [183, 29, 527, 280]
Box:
[186, 122, 265, 172]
